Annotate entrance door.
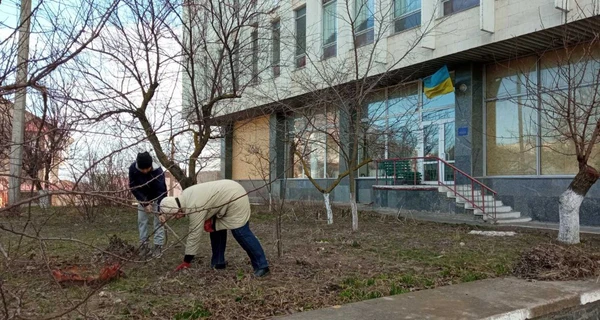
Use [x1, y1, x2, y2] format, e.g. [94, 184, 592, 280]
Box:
[422, 121, 455, 184]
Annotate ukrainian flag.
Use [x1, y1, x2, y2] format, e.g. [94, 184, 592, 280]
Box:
[423, 65, 454, 99]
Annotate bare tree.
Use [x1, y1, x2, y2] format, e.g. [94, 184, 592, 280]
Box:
[72, 0, 272, 189]
[539, 39, 599, 244]
[501, 15, 599, 244]
[0, 0, 119, 95]
[261, 0, 441, 230]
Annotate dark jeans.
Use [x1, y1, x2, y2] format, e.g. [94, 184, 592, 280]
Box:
[210, 222, 269, 270]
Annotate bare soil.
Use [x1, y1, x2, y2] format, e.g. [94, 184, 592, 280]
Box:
[2, 203, 600, 319]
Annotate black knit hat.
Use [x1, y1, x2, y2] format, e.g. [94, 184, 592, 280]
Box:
[136, 152, 153, 170]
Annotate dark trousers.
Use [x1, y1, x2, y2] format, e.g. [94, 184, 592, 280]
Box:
[209, 222, 269, 270]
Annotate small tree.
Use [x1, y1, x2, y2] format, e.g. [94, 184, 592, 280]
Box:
[507, 18, 599, 244]
[539, 39, 599, 244]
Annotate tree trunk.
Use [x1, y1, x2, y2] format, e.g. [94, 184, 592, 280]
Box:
[558, 166, 599, 244]
[276, 207, 282, 258]
[323, 193, 333, 224]
[350, 192, 358, 232]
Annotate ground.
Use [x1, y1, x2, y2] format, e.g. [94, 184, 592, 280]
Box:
[1, 203, 600, 319]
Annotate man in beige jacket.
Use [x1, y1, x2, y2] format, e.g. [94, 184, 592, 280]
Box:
[159, 179, 269, 277]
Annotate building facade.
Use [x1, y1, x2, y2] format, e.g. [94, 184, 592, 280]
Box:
[185, 0, 600, 224]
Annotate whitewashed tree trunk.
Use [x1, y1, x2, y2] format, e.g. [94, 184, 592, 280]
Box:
[323, 193, 333, 224]
[350, 193, 358, 231]
[558, 188, 583, 244]
[269, 193, 272, 213]
[558, 167, 598, 244]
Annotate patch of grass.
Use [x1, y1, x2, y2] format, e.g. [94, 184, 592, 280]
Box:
[460, 271, 486, 283]
[5, 204, 600, 319]
[389, 283, 410, 295]
[174, 304, 211, 320]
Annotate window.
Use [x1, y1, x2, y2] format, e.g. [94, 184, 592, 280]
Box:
[442, 0, 479, 16]
[354, 0, 374, 47]
[272, 20, 280, 77]
[485, 57, 538, 176]
[295, 7, 307, 68]
[358, 84, 420, 177]
[251, 24, 259, 84]
[323, 0, 337, 59]
[485, 49, 600, 176]
[292, 108, 340, 179]
[394, 0, 420, 33]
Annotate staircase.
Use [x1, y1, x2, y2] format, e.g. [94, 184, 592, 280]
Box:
[438, 185, 531, 224]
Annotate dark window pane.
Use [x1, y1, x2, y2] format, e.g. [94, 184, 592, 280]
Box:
[272, 21, 280, 77]
[354, 28, 374, 47]
[295, 8, 306, 58]
[394, 10, 421, 33]
[323, 44, 336, 59]
[296, 55, 306, 68]
[443, 0, 479, 15]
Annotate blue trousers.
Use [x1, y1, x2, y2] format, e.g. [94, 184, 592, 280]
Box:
[210, 222, 269, 270]
[137, 203, 165, 246]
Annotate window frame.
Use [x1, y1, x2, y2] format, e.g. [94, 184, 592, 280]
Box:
[393, 0, 421, 33]
[271, 20, 281, 77]
[442, 0, 479, 16]
[250, 23, 259, 84]
[295, 6, 307, 69]
[322, 0, 337, 60]
[484, 54, 600, 177]
[354, 0, 375, 48]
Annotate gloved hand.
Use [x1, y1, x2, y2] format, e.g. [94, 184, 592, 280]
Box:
[204, 217, 215, 233]
[175, 262, 191, 271]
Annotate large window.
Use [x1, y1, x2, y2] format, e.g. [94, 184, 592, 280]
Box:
[323, 0, 337, 59]
[292, 108, 340, 179]
[359, 84, 420, 176]
[394, 0, 420, 33]
[271, 20, 280, 77]
[442, 0, 479, 16]
[486, 57, 538, 176]
[485, 49, 600, 176]
[354, 0, 374, 47]
[295, 7, 307, 68]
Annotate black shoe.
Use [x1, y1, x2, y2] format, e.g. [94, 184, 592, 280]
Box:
[254, 267, 270, 277]
[211, 261, 228, 270]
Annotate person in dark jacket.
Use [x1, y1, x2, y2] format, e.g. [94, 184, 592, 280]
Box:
[128, 151, 167, 258]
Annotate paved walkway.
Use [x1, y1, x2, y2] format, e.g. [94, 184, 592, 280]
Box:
[273, 277, 600, 320]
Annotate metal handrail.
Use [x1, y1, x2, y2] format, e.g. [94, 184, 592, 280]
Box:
[374, 157, 497, 221]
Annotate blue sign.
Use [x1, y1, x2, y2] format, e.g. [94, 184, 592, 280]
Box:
[457, 127, 468, 136]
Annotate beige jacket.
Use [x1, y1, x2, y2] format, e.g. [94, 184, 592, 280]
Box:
[178, 179, 251, 256]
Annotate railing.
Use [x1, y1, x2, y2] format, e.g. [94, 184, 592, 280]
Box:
[374, 157, 497, 221]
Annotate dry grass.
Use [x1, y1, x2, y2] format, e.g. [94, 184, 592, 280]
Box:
[2, 204, 600, 319]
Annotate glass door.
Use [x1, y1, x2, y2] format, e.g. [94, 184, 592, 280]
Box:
[422, 121, 455, 184]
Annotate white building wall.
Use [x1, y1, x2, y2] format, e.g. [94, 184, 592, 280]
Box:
[200, 0, 598, 117]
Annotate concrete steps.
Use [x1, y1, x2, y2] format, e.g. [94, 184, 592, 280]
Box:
[438, 184, 531, 224]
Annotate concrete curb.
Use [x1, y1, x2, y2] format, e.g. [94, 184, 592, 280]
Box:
[273, 278, 600, 320]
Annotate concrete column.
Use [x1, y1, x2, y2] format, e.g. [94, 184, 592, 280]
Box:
[471, 64, 485, 177]
[453, 63, 485, 181]
[269, 113, 287, 199]
[454, 64, 473, 184]
[221, 123, 233, 179]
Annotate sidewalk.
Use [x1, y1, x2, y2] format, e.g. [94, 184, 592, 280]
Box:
[273, 277, 600, 320]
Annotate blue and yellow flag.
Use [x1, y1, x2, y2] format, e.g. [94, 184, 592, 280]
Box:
[423, 65, 454, 99]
